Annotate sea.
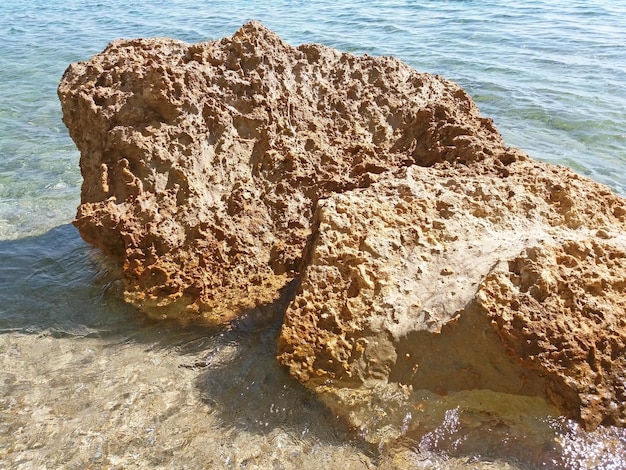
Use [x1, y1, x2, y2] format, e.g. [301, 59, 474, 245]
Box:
[1, 1, 625, 468]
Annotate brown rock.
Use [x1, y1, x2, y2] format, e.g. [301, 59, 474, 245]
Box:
[479, 236, 626, 429]
[277, 157, 626, 436]
[58, 21, 500, 324]
[59, 21, 626, 440]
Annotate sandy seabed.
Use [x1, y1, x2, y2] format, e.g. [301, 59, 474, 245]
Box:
[0, 331, 527, 469]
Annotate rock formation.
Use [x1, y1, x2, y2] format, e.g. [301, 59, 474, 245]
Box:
[59, 21, 626, 439]
[277, 160, 626, 438]
[59, 20, 501, 324]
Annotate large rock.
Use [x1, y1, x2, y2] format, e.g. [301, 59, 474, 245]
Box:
[59, 21, 626, 440]
[58, 21, 502, 324]
[277, 157, 626, 437]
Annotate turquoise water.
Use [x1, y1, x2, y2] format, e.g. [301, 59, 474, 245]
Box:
[1, 0, 625, 239]
[1, 1, 625, 468]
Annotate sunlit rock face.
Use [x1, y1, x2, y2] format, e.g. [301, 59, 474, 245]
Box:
[59, 21, 626, 437]
[276, 156, 626, 437]
[58, 20, 500, 325]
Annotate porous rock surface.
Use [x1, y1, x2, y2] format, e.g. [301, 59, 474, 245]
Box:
[59, 21, 626, 436]
[59, 20, 500, 324]
[276, 157, 626, 435]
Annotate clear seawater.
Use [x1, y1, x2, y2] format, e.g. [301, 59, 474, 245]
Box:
[1, 1, 625, 468]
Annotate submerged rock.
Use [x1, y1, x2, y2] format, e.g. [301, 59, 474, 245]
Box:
[59, 21, 626, 438]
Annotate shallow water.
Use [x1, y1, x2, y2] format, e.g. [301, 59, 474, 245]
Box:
[1, 1, 625, 468]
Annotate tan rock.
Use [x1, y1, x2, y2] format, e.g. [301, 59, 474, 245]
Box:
[59, 20, 626, 440]
[58, 21, 501, 324]
[277, 157, 626, 436]
[479, 236, 626, 429]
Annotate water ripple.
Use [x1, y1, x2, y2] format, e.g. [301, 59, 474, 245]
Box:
[0, 2, 625, 467]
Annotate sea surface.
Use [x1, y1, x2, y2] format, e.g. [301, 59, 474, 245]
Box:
[1, 1, 625, 468]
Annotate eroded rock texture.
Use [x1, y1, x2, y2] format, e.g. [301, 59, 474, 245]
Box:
[60, 21, 626, 438]
[59, 21, 500, 324]
[277, 156, 626, 436]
